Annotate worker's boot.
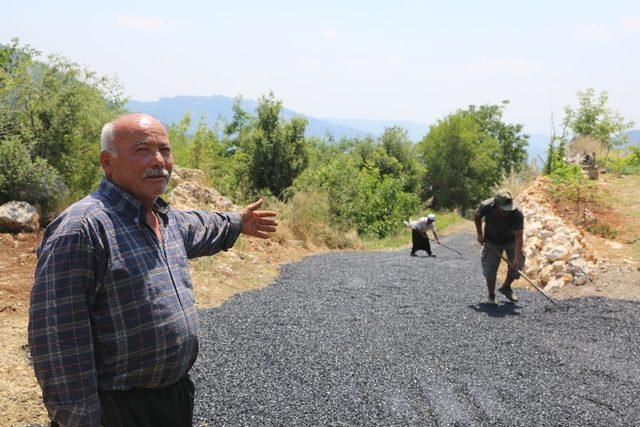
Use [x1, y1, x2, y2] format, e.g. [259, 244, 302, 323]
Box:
[498, 285, 519, 302]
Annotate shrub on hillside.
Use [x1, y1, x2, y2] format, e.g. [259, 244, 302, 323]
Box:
[606, 147, 640, 175]
[275, 189, 361, 249]
[0, 137, 66, 219]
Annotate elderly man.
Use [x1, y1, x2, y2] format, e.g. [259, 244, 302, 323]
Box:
[405, 213, 440, 257]
[474, 189, 525, 305]
[28, 114, 277, 426]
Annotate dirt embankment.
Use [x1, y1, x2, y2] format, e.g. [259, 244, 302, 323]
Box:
[516, 175, 640, 300]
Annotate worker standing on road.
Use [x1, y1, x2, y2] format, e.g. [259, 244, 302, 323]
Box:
[405, 214, 440, 257]
[474, 189, 525, 305]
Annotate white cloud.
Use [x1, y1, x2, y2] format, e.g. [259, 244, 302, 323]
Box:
[619, 17, 640, 33]
[574, 24, 612, 41]
[466, 58, 541, 75]
[116, 16, 171, 31]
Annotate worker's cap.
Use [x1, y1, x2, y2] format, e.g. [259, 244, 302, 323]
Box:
[495, 189, 516, 211]
[427, 213, 436, 221]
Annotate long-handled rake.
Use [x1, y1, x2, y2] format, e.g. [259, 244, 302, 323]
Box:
[430, 238, 462, 257]
[482, 243, 558, 306]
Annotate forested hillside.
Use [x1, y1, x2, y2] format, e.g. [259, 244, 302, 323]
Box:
[1, 39, 533, 244]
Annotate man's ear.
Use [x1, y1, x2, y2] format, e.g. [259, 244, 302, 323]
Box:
[100, 151, 114, 178]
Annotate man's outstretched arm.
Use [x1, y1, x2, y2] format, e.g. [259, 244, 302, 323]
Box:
[177, 199, 277, 259]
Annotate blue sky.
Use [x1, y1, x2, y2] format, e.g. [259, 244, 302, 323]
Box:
[2, 0, 639, 134]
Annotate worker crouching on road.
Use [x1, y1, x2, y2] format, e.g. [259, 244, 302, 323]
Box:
[406, 214, 440, 257]
[474, 189, 525, 305]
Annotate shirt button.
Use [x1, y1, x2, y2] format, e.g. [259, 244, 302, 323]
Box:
[134, 218, 139, 224]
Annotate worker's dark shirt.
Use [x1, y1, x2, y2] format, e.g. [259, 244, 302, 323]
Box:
[476, 198, 524, 245]
[28, 178, 242, 426]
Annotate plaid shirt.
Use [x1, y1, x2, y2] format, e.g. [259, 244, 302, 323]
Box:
[28, 178, 242, 426]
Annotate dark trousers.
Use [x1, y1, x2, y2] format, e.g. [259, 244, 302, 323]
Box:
[100, 375, 195, 427]
[411, 229, 432, 255]
[50, 375, 196, 427]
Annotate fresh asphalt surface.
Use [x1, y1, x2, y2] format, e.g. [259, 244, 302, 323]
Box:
[192, 233, 640, 426]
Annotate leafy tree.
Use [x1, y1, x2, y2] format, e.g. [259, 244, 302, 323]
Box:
[379, 126, 424, 193]
[563, 89, 635, 160]
[462, 101, 529, 175]
[248, 92, 309, 197]
[167, 112, 192, 166]
[0, 38, 125, 203]
[418, 112, 500, 210]
[224, 96, 252, 137]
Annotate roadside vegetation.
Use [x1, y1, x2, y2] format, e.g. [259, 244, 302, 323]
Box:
[1, 39, 533, 249]
[542, 88, 638, 242]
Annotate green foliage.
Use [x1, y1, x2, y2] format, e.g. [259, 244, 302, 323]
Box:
[417, 101, 528, 211]
[346, 168, 420, 237]
[0, 137, 65, 216]
[418, 112, 500, 210]
[362, 210, 462, 250]
[563, 89, 635, 158]
[548, 163, 583, 183]
[605, 147, 640, 175]
[543, 134, 569, 175]
[0, 38, 125, 208]
[293, 150, 419, 238]
[463, 101, 529, 175]
[248, 92, 309, 197]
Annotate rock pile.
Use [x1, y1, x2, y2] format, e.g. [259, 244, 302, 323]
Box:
[168, 166, 238, 212]
[518, 177, 599, 290]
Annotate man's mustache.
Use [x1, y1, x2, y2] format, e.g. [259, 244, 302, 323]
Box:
[142, 167, 170, 179]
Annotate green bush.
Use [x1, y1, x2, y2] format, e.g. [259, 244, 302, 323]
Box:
[346, 168, 420, 238]
[0, 137, 66, 218]
[549, 163, 583, 183]
[606, 147, 640, 175]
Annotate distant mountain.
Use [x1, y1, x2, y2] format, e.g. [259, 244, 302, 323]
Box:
[127, 96, 368, 140]
[323, 118, 429, 142]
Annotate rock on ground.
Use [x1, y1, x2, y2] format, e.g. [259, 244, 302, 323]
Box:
[192, 233, 640, 426]
[0, 201, 40, 232]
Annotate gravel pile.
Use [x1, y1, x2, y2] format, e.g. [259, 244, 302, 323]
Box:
[192, 233, 640, 426]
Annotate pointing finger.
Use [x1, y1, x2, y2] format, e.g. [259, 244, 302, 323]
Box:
[245, 199, 264, 211]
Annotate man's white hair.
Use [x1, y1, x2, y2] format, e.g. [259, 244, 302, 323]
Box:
[100, 122, 118, 158]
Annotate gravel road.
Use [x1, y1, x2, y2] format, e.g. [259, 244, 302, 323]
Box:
[192, 233, 640, 426]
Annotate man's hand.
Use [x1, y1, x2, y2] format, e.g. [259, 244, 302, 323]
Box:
[510, 257, 521, 272]
[240, 199, 277, 239]
[477, 233, 485, 245]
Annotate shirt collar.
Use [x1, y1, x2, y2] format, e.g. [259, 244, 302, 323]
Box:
[98, 178, 170, 222]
